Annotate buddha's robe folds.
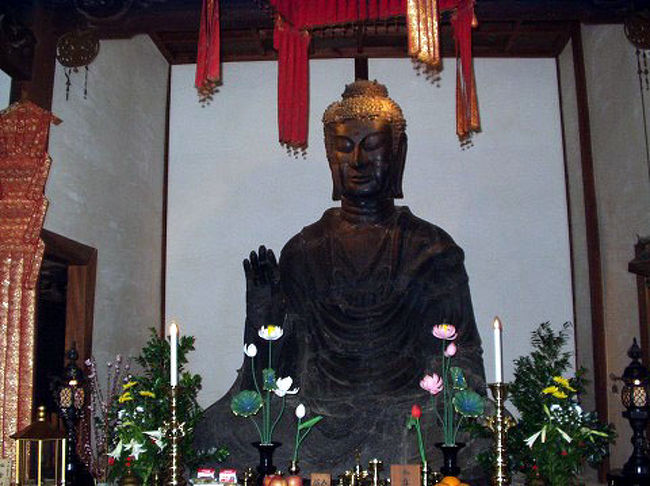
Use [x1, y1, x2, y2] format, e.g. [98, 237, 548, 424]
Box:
[197, 206, 487, 482]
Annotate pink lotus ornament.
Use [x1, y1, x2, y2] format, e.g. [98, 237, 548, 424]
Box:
[420, 373, 444, 395]
[444, 342, 457, 357]
[432, 323, 457, 341]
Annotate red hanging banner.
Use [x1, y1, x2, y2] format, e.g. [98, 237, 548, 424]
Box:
[195, 0, 221, 103]
[196, 0, 480, 150]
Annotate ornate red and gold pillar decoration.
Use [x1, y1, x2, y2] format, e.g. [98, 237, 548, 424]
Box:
[195, 0, 479, 151]
[0, 101, 60, 461]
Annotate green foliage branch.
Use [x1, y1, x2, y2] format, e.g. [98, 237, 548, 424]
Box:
[473, 322, 614, 486]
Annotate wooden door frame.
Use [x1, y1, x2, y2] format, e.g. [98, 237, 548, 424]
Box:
[41, 229, 97, 362]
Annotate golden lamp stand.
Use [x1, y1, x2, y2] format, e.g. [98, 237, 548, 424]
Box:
[486, 383, 516, 486]
[167, 386, 186, 486]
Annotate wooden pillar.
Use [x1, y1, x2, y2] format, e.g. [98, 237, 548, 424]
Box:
[355, 56, 368, 81]
[18, 6, 58, 110]
[570, 22, 608, 475]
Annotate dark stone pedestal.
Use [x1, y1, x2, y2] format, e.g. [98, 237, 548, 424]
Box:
[607, 469, 649, 486]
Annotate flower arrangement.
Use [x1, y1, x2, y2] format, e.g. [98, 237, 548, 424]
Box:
[107, 380, 165, 483]
[82, 329, 228, 485]
[506, 322, 614, 485]
[130, 329, 227, 473]
[81, 354, 132, 483]
[414, 324, 485, 447]
[292, 404, 323, 463]
[231, 325, 298, 444]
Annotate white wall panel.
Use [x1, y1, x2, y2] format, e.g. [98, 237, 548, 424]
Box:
[0, 69, 11, 109]
[46, 35, 168, 370]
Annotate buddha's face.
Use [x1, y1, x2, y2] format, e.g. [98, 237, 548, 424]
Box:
[328, 118, 395, 199]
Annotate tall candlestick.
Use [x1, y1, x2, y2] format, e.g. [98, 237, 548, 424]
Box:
[169, 320, 179, 387]
[493, 317, 503, 383]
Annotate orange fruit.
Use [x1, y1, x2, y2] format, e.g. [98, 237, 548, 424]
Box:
[441, 477, 461, 486]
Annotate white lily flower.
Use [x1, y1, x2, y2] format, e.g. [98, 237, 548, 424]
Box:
[144, 429, 166, 451]
[135, 406, 144, 413]
[108, 440, 123, 459]
[258, 325, 284, 341]
[118, 409, 126, 420]
[295, 404, 306, 419]
[244, 343, 258, 357]
[125, 439, 147, 460]
[549, 404, 561, 413]
[557, 427, 573, 443]
[525, 430, 542, 448]
[274, 376, 299, 397]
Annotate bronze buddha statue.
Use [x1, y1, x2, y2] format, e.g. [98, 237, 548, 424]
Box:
[197, 81, 487, 481]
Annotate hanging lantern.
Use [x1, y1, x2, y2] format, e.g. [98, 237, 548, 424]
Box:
[56, 30, 100, 100]
[10, 406, 67, 485]
[55, 346, 93, 485]
[620, 339, 650, 479]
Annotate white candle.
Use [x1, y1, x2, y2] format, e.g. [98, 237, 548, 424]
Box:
[169, 320, 179, 387]
[493, 317, 503, 383]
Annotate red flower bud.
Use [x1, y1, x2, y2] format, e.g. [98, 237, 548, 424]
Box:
[561, 450, 568, 456]
[532, 465, 538, 471]
[108, 457, 115, 466]
[411, 404, 422, 419]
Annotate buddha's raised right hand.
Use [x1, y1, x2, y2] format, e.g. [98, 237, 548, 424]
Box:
[242, 245, 283, 334]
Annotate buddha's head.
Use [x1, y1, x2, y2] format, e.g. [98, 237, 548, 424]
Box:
[323, 80, 407, 201]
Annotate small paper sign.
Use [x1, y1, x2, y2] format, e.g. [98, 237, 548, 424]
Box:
[390, 464, 421, 486]
[310, 472, 331, 486]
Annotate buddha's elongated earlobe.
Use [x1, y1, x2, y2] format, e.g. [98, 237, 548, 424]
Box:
[391, 134, 407, 199]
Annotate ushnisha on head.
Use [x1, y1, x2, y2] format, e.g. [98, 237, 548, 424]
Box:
[323, 80, 406, 157]
[322, 80, 408, 201]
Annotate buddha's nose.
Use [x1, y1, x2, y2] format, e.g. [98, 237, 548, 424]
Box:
[350, 145, 366, 168]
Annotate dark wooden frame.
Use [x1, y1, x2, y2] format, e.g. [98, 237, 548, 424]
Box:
[629, 239, 650, 367]
[41, 229, 97, 361]
[568, 24, 609, 477]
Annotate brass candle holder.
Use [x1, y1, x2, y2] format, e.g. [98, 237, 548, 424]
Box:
[167, 385, 187, 486]
[486, 383, 515, 486]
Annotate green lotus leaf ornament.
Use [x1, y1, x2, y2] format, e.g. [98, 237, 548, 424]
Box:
[450, 366, 467, 390]
[231, 390, 263, 417]
[453, 389, 485, 417]
[262, 368, 277, 391]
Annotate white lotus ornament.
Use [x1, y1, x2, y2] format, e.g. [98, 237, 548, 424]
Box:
[244, 343, 258, 357]
[295, 403, 306, 419]
[274, 376, 299, 397]
[258, 325, 284, 341]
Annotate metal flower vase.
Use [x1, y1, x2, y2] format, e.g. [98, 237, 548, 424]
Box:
[253, 442, 281, 485]
[435, 442, 465, 477]
[119, 470, 141, 486]
[287, 460, 302, 486]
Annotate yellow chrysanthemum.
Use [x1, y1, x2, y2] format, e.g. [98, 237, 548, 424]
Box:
[543, 386, 568, 399]
[122, 381, 137, 390]
[553, 376, 577, 392]
[118, 392, 133, 403]
[139, 391, 156, 398]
